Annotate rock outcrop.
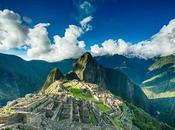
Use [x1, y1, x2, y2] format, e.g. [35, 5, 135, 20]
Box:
[41, 68, 63, 92]
[74, 52, 149, 111]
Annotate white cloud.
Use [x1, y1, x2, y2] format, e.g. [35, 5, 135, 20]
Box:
[78, 41, 86, 48]
[80, 16, 93, 31]
[0, 9, 175, 62]
[26, 23, 51, 58]
[91, 19, 175, 59]
[91, 39, 129, 56]
[0, 9, 28, 50]
[64, 25, 83, 42]
[0, 9, 93, 62]
[33, 16, 93, 62]
[36, 25, 85, 62]
[80, 1, 95, 16]
[26, 17, 92, 62]
[128, 19, 175, 58]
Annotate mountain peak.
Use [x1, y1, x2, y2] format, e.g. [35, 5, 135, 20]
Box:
[77, 52, 95, 65]
[82, 52, 93, 59]
[41, 68, 63, 92]
[73, 52, 98, 81]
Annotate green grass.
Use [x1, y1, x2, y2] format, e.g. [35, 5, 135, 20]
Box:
[112, 118, 123, 130]
[95, 102, 111, 112]
[89, 112, 98, 125]
[5, 128, 12, 130]
[69, 88, 93, 100]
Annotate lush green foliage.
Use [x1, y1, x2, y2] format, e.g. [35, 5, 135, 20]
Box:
[69, 88, 93, 100]
[127, 103, 174, 130]
[95, 102, 111, 112]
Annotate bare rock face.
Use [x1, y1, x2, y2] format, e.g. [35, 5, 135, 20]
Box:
[74, 52, 107, 88]
[73, 52, 149, 111]
[41, 68, 63, 92]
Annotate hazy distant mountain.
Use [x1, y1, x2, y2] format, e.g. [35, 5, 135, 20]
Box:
[141, 55, 175, 98]
[0, 53, 152, 107]
[96, 54, 153, 85]
[0, 53, 173, 130]
[0, 53, 74, 106]
[141, 55, 175, 127]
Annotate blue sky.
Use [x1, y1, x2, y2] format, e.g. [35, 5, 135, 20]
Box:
[0, 0, 175, 61]
[1, 0, 175, 46]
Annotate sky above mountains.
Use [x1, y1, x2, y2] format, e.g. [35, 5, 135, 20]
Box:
[0, 0, 175, 61]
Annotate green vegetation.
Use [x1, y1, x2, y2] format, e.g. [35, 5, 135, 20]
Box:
[69, 87, 93, 100]
[89, 112, 98, 125]
[95, 102, 111, 112]
[127, 103, 174, 130]
[112, 118, 123, 130]
[5, 128, 12, 130]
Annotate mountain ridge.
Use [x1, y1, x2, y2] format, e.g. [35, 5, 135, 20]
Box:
[73, 52, 150, 111]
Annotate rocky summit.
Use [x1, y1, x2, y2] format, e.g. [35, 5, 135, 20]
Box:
[0, 53, 173, 130]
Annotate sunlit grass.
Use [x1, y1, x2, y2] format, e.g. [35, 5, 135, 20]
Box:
[69, 87, 93, 101]
[95, 102, 111, 112]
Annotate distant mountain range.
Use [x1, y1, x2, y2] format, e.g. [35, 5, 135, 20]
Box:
[0, 52, 175, 127]
[0, 52, 173, 130]
[141, 55, 175, 126]
[0, 53, 74, 106]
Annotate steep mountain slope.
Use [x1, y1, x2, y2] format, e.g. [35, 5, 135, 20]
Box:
[151, 97, 175, 127]
[0, 68, 173, 130]
[73, 52, 150, 111]
[141, 55, 175, 127]
[0, 53, 152, 106]
[141, 55, 175, 99]
[41, 68, 63, 92]
[96, 55, 153, 85]
[1, 52, 175, 127]
[0, 53, 74, 106]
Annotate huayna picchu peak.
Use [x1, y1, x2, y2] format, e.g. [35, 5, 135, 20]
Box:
[74, 52, 149, 111]
[0, 52, 173, 130]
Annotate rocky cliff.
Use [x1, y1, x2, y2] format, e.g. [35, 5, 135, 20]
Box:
[74, 52, 149, 111]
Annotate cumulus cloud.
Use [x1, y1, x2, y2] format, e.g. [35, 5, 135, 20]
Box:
[91, 19, 175, 59]
[1, 9, 175, 62]
[37, 24, 85, 61]
[27, 23, 51, 58]
[128, 19, 175, 58]
[91, 39, 129, 56]
[26, 16, 93, 61]
[0, 9, 93, 62]
[0, 9, 28, 50]
[32, 16, 92, 62]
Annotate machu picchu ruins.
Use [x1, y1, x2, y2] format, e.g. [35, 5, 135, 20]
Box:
[0, 79, 135, 130]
